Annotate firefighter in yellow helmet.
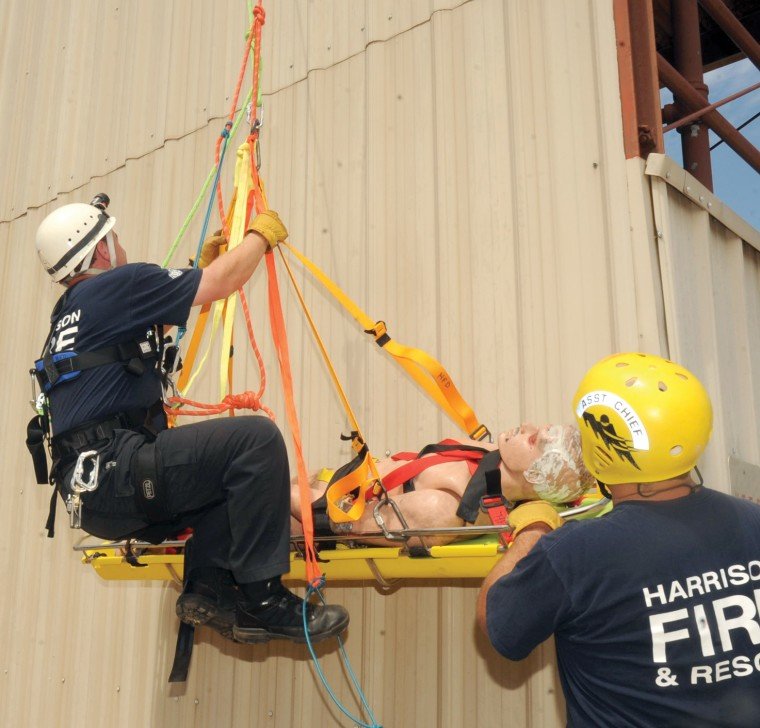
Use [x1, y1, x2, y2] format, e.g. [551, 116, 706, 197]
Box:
[478, 353, 760, 728]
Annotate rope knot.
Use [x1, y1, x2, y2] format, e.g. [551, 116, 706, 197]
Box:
[224, 390, 262, 411]
[253, 5, 266, 24]
[308, 575, 326, 591]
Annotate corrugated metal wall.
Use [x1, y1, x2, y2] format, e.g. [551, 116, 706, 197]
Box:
[1, 2, 757, 727]
[646, 154, 760, 493]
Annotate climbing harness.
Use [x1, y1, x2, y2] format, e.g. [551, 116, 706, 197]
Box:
[27, 275, 167, 538]
[32, 334, 161, 393]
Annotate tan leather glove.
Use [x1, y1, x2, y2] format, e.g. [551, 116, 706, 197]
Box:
[508, 501, 562, 538]
[247, 210, 289, 248]
[192, 230, 227, 269]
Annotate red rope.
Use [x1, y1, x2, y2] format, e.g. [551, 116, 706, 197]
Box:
[166, 390, 275, 420]
[215, 12, 259, 231]
[171, 7, 269, 422]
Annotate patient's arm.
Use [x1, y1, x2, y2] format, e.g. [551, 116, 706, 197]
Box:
[344, 489, 464, 547]
[289, 475, 464, 547]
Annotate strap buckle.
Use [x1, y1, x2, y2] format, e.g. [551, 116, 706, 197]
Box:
[365, 320, 390, 347]
[469, 424, 492, 442]
[340, 430, 368, 456]
[480, 494, 514, 546]
[479, 494, 513, 522]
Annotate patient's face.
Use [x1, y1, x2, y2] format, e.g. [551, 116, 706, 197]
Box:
[497, 423, 562, 475]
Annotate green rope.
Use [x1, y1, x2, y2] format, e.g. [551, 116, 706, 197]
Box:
[161, 86, 254, 268]
[161, 167, 216, 268]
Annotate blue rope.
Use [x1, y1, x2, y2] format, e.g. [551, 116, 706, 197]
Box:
[303, 581, 382, 728]
[175, 122, 234, 347]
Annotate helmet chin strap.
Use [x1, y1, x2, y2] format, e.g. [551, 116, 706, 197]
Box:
[68, 232, 118, 280]
[635, 467, 703, 498]
[598, 481, 612, 499]
[598, 468, 703, 501]
[105, 231, 117, 269]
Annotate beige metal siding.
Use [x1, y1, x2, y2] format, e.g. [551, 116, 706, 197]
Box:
[1, 2, 757, 727]
[647, 154, 760, 493]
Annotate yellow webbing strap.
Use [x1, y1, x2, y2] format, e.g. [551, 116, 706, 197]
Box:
[173, 193, 237, 400]
[273, 245, 384, 522]
[316, 467, 335, 484]
[218, 142, 255, 398]
[280, 242, 489, 441]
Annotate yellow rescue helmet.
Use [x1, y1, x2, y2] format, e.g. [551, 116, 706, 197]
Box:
[572, 352, 712, 484]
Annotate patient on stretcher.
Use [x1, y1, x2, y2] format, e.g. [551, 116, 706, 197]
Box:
[290, 423, 596, 546]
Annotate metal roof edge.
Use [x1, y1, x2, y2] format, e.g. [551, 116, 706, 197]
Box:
[645, 152, 760, 253]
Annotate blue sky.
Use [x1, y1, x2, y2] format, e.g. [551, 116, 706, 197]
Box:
[660, 58, 759, 231]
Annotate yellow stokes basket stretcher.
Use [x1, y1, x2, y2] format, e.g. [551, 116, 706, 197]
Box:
[76, 495, 611, 586]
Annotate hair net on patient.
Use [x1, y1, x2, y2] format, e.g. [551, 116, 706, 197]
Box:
[523, 425, 596, 503]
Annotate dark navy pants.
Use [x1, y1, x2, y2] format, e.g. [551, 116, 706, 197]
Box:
[79, 416, 291, 584]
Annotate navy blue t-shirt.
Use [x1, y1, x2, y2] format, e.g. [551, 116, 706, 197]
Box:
[487, 488, 760, 727]
[43, 263, 202, 435]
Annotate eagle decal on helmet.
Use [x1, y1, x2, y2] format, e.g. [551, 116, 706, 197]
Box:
[581, 411, 640, 470]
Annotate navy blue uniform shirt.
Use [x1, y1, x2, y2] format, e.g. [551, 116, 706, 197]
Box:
[44, 263, 202, 435]
[486, 488, 760, 727]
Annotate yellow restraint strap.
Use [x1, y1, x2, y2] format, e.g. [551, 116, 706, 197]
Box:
[281, 242, 489, 441]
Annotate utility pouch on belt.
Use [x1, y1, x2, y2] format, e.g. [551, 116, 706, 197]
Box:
[132, 442, 171, 523]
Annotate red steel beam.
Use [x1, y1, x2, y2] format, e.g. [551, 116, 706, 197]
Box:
[671, 0, 713, 189]
[658, 53, 760, 175]
[626, 0, 664, 155]
[613, 0, 641, 158]
[663, 81, 760, 132]
[698, 0, 760, 70]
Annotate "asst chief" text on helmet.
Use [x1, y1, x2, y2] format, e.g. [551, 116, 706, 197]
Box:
[572, 352, 712, 484]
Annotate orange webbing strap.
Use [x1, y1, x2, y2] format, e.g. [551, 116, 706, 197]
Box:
[175, 303, 211, 393]
[265, 250, 322, 584]
[324, 449, 382, 524]
[280, 242, 489, 442]
[245, 88, 322, 580]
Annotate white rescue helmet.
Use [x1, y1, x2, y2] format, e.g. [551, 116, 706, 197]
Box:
[35, 203, 116, 282]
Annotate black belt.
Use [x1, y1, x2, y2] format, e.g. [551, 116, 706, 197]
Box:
[51, 401, 165, 460]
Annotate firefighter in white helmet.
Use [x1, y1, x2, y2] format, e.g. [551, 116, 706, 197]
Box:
[29, 195, 348, 647]
[478, 352, 760, 727]
[35, 196, 118, 282]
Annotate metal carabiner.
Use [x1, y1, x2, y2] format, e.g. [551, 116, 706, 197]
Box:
[372, 497, 410, 542]
[70, 450, 101, 494]
[250, 105, 264, 169]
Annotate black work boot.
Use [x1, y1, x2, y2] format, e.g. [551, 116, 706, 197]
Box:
[176, 567, 239, 641]
[233, 579, 349, 644]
